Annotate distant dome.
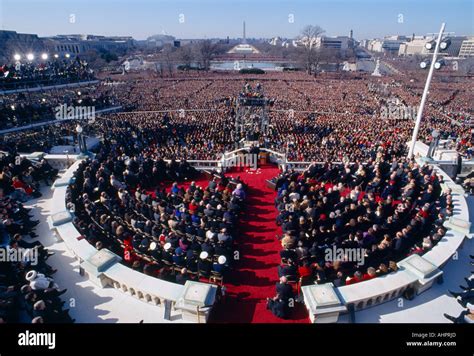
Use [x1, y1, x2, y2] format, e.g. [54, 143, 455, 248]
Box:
[228, 43, 260, 54]
[146, 34, 175, 42]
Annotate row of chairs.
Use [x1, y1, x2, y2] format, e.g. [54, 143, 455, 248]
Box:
[85, 201, 227, 286]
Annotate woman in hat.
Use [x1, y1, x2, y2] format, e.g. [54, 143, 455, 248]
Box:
[197, 251, 212, 277]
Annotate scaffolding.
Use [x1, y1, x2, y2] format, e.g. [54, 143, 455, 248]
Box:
[234, 83, 270, 142]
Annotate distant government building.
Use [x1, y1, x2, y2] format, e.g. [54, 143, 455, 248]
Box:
[227, 22, 260, 54]
[0, 30, 135, 63]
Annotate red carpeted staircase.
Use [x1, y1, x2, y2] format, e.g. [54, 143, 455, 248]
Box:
[210, 165, 309, 323]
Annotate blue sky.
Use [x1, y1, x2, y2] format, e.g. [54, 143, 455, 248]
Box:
[0, 0, 472, 40]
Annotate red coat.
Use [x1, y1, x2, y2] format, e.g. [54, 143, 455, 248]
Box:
[12, 180, 33, 195]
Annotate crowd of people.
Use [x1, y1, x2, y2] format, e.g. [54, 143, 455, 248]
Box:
[0, 67, 471, 322]
[2, 70, 471, 164]
[0, 84, 117, 131]
[266, 156, 452, 317]
[0, 153, 72, 323]
[68, 122, 247, 286]
[0, 121, 82, 153]
[0, 58, 94, 90]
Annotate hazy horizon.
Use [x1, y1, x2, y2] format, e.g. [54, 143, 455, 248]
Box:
[0, 0, 472, 40]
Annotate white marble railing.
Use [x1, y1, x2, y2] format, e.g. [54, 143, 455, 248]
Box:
[285, 161, 313, 171]
[337, 270, 419, 311]
[102, 263, 183, 305]
[19, 152, 79, 171]
[162, 159, 221, 171]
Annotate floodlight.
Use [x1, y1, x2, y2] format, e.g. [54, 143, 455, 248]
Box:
[420, 60, 430, 69]
[425, 41, 435, 50]
[440, 38, 451, 50]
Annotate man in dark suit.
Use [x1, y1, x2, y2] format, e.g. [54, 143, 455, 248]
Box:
[275, 276, 294, 302]
[176, 268, 191, 285]
[266, 294, 289, 319]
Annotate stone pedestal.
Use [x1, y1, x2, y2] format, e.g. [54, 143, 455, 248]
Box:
[443, 217, 471, 237]
[47, 211, 73, 230]
[302, 283, 347, 323]
[397, 254, 443, 294]
[174, 281, 217, 323]
[80, 249, 122, 287]
[52, 176, 75, 189]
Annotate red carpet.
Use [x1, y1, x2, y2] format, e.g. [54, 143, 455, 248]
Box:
[209, 165, 310, 323]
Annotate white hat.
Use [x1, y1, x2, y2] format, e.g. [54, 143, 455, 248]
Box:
[149, 242, 157, 251]
[26, 270, 37, 281]
[199, 251, 209, 260]
[218, 255, 227, 265]
[164, 243, 171, 251]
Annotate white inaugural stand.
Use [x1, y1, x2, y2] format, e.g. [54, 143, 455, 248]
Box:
[302, 283, 347, 323]
[174, 281, 218, 323]
[397, 254, 443, 294]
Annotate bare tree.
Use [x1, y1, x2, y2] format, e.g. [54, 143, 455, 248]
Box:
[176, 45, 195, 68]
[162, 44, 175, 76]
[298, 25, 325, 74]
[198, 40, 217, 71]
[156, 61, 164, 77]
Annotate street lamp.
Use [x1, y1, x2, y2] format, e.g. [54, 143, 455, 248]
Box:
[26, 53, 34, 61]
[13, 54, 21, 61]
[41, 53, 48, 60]
[407, 23, 447, 159]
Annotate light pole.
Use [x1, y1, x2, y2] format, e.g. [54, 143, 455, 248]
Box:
[407, 22, 446, 159]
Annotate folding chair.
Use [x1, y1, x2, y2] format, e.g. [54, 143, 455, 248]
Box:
[209, 271, 224, 286]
